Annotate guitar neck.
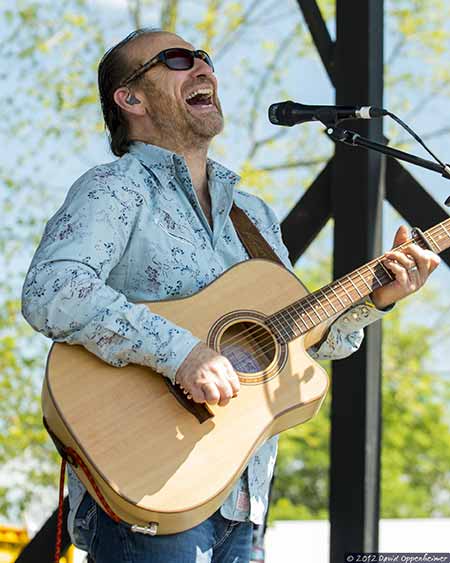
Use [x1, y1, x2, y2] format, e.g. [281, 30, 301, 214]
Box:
[268, 218, 450, 342]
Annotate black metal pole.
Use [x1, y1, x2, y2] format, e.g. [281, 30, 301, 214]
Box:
[330, 1, 384, 561]
[15, 498, 71, 563]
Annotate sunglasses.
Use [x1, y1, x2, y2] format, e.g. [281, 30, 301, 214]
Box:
[120, 48, 214, 86]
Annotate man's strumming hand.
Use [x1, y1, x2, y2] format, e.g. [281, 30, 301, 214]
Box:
[175, 342, 240, 407]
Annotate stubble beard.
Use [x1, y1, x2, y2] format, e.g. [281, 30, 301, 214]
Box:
[142, 80, 224, 151]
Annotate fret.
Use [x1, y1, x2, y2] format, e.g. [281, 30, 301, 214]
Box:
[303, 296, 324, 322]
[269, 218, 449, 345]
[377, 259, 394, 281]
[278, 309, 299, 339]
[347, 275, 364, 298]
[426, 230, 440, 253]
[297, 300, 316, 326]
[290, 309, 310, 332]
[269, 313, 290, 342]
[320, 288, 338, 313]
[328, 284, 346, 308]
[313, 294, 330, 317]
[284, 307, 303, 337]
[367, 263, 383, 287]
[335, 279, 354, 305]
[440, 222, 450, 245]
[356, 269, 372, 291]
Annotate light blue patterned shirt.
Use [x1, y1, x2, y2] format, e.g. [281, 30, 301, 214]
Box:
[21, 141, 388, 541]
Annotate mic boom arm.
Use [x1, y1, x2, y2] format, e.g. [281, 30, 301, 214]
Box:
[325, 125, 450, 192]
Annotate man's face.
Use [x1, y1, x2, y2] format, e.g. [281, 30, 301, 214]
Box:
[130, 33, 224, 147]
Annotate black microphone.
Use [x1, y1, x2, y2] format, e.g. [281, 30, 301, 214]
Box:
[268, 101, 388, 126]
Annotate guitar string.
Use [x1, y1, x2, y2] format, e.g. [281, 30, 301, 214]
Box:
[260, 225, 447, 337]
[217, 225, 448, 365]
[219, 269, 392, 363]
[216, 245, 405, 350]
[219, 247, 410, 356]
[217, 221, 448, 351]
[229, 228, 448, 365]
[218, 261, 392, 351]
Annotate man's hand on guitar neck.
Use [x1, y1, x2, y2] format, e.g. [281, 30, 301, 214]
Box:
[175, 342, 241, 407]
[370, 225, 441, 310]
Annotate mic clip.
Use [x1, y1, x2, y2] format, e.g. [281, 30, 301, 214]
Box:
[324, 125, 359, 143]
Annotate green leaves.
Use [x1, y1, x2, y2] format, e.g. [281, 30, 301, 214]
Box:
[0, 0, 449, 524]
[270, 296, 450, 522]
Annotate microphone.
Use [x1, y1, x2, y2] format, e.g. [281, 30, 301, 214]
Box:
[268, 101, 388, 126]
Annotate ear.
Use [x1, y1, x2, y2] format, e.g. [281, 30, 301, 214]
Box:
[113, 87, 146, 116]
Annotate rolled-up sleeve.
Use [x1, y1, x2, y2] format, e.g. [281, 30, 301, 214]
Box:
[21, 171, 200, 383]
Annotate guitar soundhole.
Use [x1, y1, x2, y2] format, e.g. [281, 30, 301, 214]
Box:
[218, 321, 277, 375]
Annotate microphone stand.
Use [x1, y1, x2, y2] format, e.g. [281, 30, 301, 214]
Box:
[324, 124, 450, 205]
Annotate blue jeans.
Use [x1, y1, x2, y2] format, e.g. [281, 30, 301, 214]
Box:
[73, 492, 253, 563]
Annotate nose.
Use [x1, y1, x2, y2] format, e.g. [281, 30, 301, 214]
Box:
[192, 56, 214, 77]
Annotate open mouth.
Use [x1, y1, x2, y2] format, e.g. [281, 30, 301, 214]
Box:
[185, 87, 215, 110]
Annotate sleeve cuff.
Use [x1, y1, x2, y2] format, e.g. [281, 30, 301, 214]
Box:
[159, 333, 202, 384]
[332, 297, 392, 334]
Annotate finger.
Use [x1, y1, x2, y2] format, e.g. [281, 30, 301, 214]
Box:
[224, 363, 241, 395]
[391, 225, 409, 249]
[215, 376, 234, 406]
[201, 381, 221, 405]
[211, 357, 239, 398]
[404, 245, 440, 278]
[385, 250, 415, 271]
[383, 258, 409, 287]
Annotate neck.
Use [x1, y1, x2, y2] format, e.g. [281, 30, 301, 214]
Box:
[181, 147, 209, 196]
[130, 131, 210, 196]
[267, 218, 450, 343]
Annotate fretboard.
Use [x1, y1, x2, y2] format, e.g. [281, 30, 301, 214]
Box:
[268, 218, 450, 342]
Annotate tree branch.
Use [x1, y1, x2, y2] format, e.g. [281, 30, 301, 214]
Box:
[161, 0, 179, 32]
[215, 0, 267, 60]
[386, 36, 406, 66]
[247, 25, 300, 141]
[127, 0, 142, 29]
[258, 157, 326, 172]
[394, 126, 450, 146]
[247, 129, 289, 160]
[404, 80, 450, 122]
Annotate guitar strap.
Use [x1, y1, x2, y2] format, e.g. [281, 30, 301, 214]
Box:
[230, 201, 310, 296]
[229, 202, 285, 265]
[164, 202, 289, 425]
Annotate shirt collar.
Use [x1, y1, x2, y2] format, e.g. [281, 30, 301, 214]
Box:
[128, 141, 240, 246]
[128, 141, 241, 187]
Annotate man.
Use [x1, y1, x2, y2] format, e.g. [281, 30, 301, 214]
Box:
[21, 28, 440, 563]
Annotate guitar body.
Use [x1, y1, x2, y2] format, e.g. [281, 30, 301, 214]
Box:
[43, 259, 331, 534]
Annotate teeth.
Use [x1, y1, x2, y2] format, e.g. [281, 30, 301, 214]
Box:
[186, 88, 213, 101]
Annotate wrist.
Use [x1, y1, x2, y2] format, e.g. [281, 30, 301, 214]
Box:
[369, 293, 395, 312]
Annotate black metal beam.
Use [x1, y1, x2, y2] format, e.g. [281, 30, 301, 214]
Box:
[330, 1, 384, 561]
[281, 159, 333, 263]
[386, 158, 450, 266]
[296, 0, 336, 85]
[15, 498, 71, 563]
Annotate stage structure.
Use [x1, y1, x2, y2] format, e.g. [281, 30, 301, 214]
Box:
[16, 0, 450, 562]
[282, 1, 450, 562]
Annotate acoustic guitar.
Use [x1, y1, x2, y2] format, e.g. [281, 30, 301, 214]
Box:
[42, 218, 449, 535]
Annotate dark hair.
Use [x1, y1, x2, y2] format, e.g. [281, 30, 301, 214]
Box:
[98, 28, 162, 157]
